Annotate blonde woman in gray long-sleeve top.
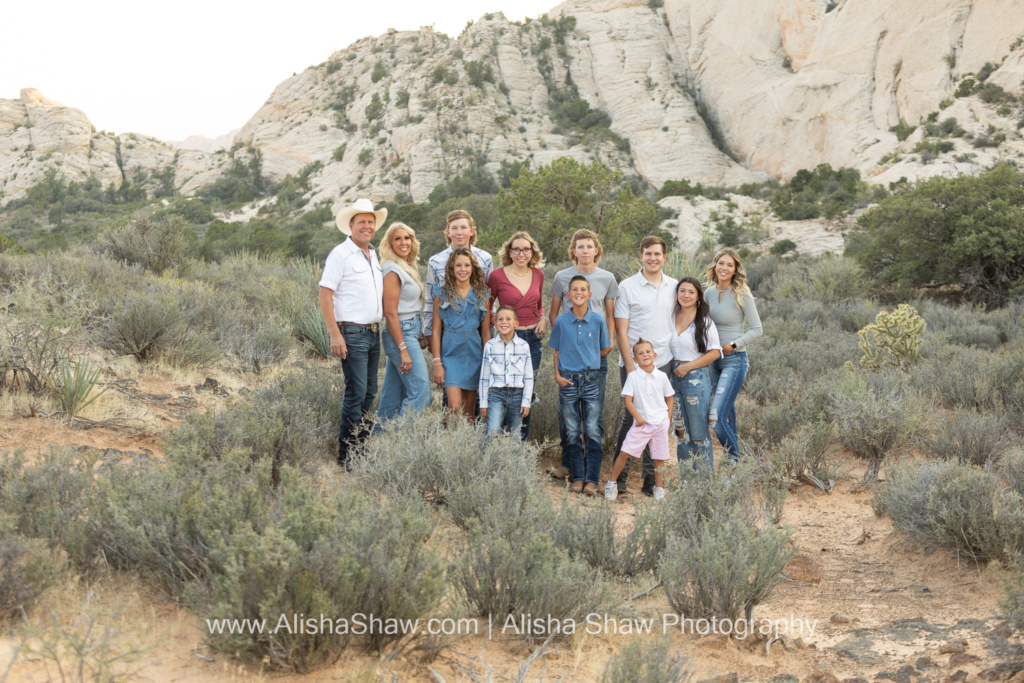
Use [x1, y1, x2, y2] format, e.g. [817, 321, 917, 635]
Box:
[704, 248, 762, 462]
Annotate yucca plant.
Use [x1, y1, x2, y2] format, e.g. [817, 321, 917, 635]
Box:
[291, 304, 333, 359]
[40, 359, 108, 419]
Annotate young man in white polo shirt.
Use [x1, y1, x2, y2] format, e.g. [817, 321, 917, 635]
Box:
[612, 235, 678, 496]
[319, 198, 387, 466]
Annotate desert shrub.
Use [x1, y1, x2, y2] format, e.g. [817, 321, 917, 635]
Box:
[164, 366, 343, 481]
[913, 344, 1024, 415]
[456, 517, 612, 644]
[1001, 450, 1024, 498]
[95, 285, 219, 366]
[190, 479, 443, 667]
[0, 448, 98, 565]
[754, 421, 840, 497]
[549, 498, 620, 573]
[659, 505, 795, 621]
[621, 463, 762, 576]
[855, 304, 926, 369]
[916, 300, 1007, 349]
[878, 459, 1009, 561]
[928, 409, 1013, 466]
[0, 517, 63, 623]
[219, 316, 292, 375]
[744, 254, 781, 293]
[352, 410, 541, 518]
[0, 311, 76, 395]
[98, 213, 195, 275]
[601, 636, 693, 683]
[760, 255, 867, 304]
[830, 372, 926, 481]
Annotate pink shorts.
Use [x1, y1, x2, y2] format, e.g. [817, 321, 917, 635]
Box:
[621, 419, 670, 461]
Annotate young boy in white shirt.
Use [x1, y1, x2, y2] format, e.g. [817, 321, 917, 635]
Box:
[479, 306, 533, 438]
[605, 338, 675, 501]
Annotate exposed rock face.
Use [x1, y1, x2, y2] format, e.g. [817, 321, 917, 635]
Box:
[657, 0, 1024, 179]
[3, 0, 1024, 215]
[0, 89, 217, 204]
[170, 130, 239, 153]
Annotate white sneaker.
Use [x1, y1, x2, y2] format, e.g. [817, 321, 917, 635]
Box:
[653, 487, 665, 500]
[604, 481, 618, 501]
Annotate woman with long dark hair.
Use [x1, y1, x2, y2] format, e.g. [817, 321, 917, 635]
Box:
[669, 277, 722, 469]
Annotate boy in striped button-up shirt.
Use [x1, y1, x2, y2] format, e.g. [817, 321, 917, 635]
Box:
[479, 306, 534, 439]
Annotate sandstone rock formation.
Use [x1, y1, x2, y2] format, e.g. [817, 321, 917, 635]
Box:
[0, 89, 217, 205]
[3, 0, 1024, 228]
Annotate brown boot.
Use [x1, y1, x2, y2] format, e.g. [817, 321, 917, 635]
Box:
[547, 466, 571, 480]
[569, 480, 584, 494]
[583, 482, 597, 497]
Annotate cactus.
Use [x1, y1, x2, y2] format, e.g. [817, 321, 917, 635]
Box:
[856, 304, 926, 369]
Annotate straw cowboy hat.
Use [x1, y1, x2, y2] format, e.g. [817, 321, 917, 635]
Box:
[335, 198, 388, 235]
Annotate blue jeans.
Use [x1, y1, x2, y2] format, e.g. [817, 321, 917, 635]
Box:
[615, 361, 670, 491]
[671, 363, 714, 471]
[708, 350, 749, 461]
[515, 328, 543, 441]
[559, 369, 604, 484]
[338, 324, 381, 464]
[485, 386, 525, 437]
[377, 315, 430, 424]
[559, 355, 607, 470]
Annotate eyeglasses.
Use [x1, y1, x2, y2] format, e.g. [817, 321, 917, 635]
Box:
[510, 247, 533, 255]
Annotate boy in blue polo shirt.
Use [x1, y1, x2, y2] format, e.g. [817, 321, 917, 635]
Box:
[549, 275, 613, 496]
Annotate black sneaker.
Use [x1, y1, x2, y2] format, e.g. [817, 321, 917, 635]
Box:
[640, 485, 655, 498]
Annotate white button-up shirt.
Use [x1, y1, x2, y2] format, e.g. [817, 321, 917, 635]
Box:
[614, 270, 679, 367]
[621, 367, 675, 425]
[319, 237, 383, 324]
[423, 245, 493, 336]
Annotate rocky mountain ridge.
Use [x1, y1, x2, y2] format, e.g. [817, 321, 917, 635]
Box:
[2, 0, 1024, 220]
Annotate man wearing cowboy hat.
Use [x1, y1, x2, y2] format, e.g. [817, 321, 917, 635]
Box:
[319, 198, 388, 466]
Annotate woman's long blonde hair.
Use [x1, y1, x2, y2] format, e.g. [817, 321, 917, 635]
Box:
[499, 231, 545, 268]
[704, 248, 752, 312]
[379, 222, 422, 293]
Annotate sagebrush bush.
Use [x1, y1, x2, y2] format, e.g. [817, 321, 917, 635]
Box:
[878, 459, 1010, 561]
[188, 468, 444, 667]
[659, 505, 794, 621]
[912, 344, 1024, 415]
[1000, 450, 1024, 498]
[550, 497, 620, 573]
[929, 409, 1013, 467]
[0, 516, 63, 623]
[219, 316, 292, 375]
[759, 255, 867, 303]
[0, 448, 98, 565]
[0, 306, 79, 395]
[457, 517, 612, 644]
[601, 636, 693, 683]
[98, 213, 195, 275]
[830, 371, 926, 481]
[753, 421, 840, 509]
[352, 410, 540, 520]
[164, 366, 343, 481]
[96, 284, 219, 366]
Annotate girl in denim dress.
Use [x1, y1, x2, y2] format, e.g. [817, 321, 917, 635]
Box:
[431, 249, 491, 421]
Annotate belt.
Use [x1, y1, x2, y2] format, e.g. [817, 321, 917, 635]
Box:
[338, 321, 380, 333]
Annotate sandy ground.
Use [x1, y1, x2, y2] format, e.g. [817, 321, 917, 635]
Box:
[0, 368, 1019, 682]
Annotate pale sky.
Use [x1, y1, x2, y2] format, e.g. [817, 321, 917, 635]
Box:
[2, 0, 560, 142]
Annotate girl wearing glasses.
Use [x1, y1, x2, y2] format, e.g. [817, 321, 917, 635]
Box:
[487, 231, 546, 439]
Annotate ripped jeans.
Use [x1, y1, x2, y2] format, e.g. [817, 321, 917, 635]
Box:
[670, 363, 713, 470]
[708, 350, 749, 462]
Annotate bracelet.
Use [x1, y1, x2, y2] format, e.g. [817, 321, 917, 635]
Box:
[398, 343, 407, 350]
[433, 359, 443, 365]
